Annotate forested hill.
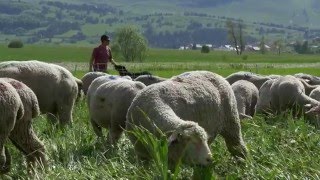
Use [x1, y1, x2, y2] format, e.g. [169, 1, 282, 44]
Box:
[1, 0, 319, 48]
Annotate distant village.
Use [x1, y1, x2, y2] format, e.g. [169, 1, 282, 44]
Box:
[178, 36, 320, 53]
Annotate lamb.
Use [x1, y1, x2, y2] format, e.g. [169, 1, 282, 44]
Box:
[0, 78, 46, 172]
[231, 80, 259, 119]
[126, 71, 247, 166]
[256, 75, 320, 116]
[225, 71, 271, 89]
[0, 60, 79, 126]
[89, 79, 145, 145]
[0, 79, 24, 173]
[81, 71, 108, 95]
[134, 75, 167, 86]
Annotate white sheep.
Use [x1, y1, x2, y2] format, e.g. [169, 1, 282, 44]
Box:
[304, 86, 320, 127]
[294, 73, 320, 85]
[81, 71, 108, 95]
[89, 79, 145, 145]
[0, 60, 79, 126]
[255, 79, 277, 115]
[126, 71, 247, 166]
[226, 71, 271, 89]
[231, 80, 259, 119]
[0, 80, 24, 173]
[86, 75, 132, 105]
[0, 78, 47, 172]
[134, 75, 167, 86]
[256, 75, 320, 116]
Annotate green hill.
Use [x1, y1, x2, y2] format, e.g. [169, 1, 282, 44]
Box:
[0, 0, 319, 48]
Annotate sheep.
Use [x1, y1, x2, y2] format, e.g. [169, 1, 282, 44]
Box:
[86, 75, 132, 105]
[81, 71, 108, 95]
[256, 75, 320, 116]
[255, 79, 277, 115]
[294, 73, 320, 85]
[231, 80, 259, 119]
[126, 71, 247, 166]
[89, 79, 145, 145]
[0, 60, 79, 126]
[225, 71, 271, 89]
[303, 86, 320, 127]
[297, 78, 319, 95]
[134, 75, 167, 86]
[0, 80, 24, 173]
[0, 78, 47, 172]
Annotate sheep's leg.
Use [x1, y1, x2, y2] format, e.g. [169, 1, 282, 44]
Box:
[57, 103, 73, 127]
[47, 113, 58, 125]
[0, 137, 6, 173]
[90, 119, 103, 138]
[221, 121, 247, 159]
[9, 121, 47, 171]
[0, 137, 11, 174]
[108, 124, 123, 145]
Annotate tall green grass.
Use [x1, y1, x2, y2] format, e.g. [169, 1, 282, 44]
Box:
[2, 97, 319, 179]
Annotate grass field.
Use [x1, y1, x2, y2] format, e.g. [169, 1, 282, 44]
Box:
[1, 45, 320, 179]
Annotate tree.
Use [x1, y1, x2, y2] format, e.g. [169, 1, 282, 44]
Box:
[115, 26, 148, 62]
[226, 20, 245, 55]
[272, 39, 283, 55]
[293, 40, 310, 54]
[259, 36, 266, 54]
[8, 39, 23, 48]
[201, 45, 210, 53]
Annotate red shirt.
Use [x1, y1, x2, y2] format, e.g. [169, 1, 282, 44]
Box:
[92, 45, 112, 71]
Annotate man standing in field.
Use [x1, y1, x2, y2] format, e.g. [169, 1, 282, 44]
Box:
[89, 35, 117, 72]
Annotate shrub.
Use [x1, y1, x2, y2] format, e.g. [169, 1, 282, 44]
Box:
[201, 45, 210, 53]
[8, 39, 23, 48]
[242, 55, 248, 60]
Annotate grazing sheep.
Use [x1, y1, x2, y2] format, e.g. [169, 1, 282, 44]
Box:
[256, 75, 320, 116]
[294, 73, 320, 85]
[126, 71, 247, 166]
[1, 78, 47, 172]
[134, 75, 167, 86]
[266, 74, 282, 79]
[0, 80, 24, 173]
[0, 60, 79, 126]
[89, 79, 145, 145]
[226, 71, 271, 89]
[303, 86, 320, 127]
[231, 80, 259, 119]
[297, 78, 319, 95]
[81, 72, 108, 95]
[86, 75, 132, 105]
[255, 79, 277, 115]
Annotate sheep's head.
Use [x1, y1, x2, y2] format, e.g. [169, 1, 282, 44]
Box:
[167, 122, 212, 166]
[304, 104, 320, 128]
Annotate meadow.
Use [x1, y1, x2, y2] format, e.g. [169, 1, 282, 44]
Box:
[1, 45, 320, 179]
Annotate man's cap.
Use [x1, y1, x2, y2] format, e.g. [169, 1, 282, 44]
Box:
[101, 35, 111, 41]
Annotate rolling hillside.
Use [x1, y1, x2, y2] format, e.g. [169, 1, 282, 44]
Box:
[0, 0, 319, 48]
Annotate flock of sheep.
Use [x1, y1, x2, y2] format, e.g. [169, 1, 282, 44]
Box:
[1, 60, 320, 174]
